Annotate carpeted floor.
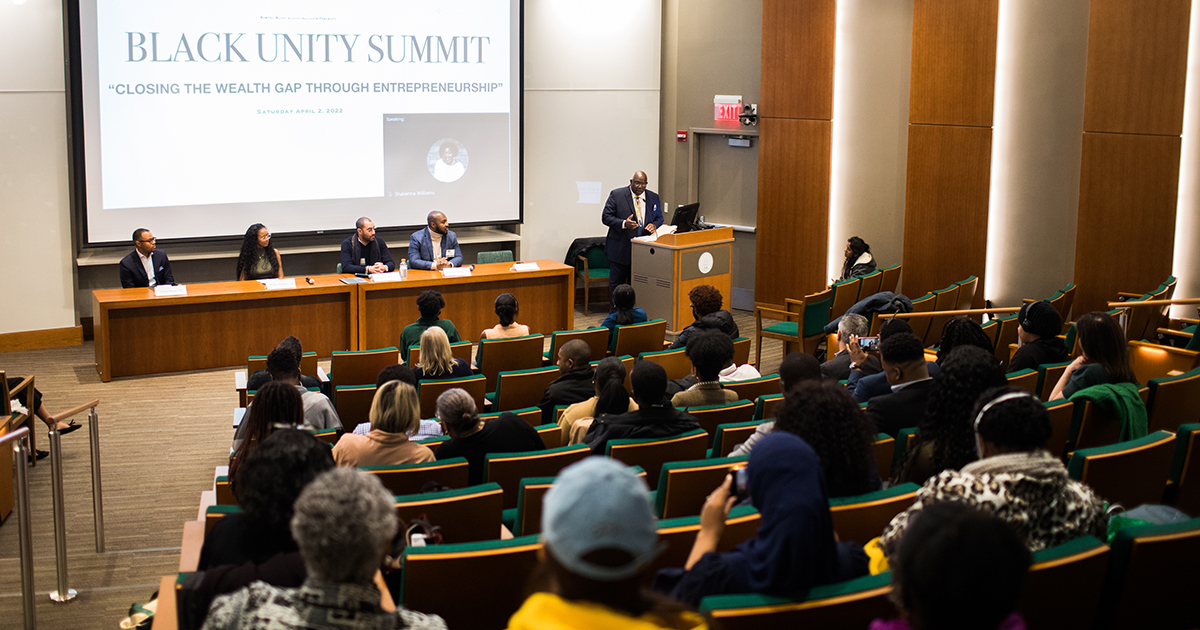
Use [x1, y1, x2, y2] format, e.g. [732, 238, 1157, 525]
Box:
[0, 305, 778, 628]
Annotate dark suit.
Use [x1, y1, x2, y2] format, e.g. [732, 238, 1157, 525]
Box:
[119, 250, 174, 288]
[408, 227, 462, 270]
[602, 186, 662, 310]
[865, 378, 935, 438]
[850, 360, 940, 403]
[821, 349, 881, 382]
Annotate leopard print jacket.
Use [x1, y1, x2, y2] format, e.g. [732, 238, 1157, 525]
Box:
[880, 450, 1107, 560]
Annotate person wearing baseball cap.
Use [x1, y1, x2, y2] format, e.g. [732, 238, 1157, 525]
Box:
[507, 457, 706, 630]
[1008, 301, 1068, 374]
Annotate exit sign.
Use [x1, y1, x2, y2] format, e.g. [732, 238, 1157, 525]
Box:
[714, 95, 742, 122]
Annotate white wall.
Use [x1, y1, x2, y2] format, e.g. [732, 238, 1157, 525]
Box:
[1172, 0, 1200, 317]
[828, 0, 914, 284]
[985, 0, 1090, 307]
[521, 0, 661, 263]
[0, 0, 75, 335]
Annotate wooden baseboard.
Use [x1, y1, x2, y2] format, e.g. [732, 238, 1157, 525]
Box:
[0, 326, 83, 353]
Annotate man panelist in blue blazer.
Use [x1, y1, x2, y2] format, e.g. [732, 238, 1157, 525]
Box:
[602, 171, 662, 311]
[119, 228, 175, 288]
[409, 211, 463, 270]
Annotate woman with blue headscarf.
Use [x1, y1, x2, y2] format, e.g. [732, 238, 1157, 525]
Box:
[654, 431, 868, 607]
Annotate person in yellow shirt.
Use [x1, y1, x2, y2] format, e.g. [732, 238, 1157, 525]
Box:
[507, 457, 707, 630]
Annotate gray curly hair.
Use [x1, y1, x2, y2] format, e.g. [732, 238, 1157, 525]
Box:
[436, 388, 479, 434]
[290, 468, 397, 584]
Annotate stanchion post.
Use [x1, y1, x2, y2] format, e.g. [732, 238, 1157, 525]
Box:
[11, 429, 37, 629]
[48, 427, 77, 603]
[88, 405, 105, 553]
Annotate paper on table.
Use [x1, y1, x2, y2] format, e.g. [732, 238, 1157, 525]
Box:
[511, 262, 540, 271]
[260, 278, 297, 290]
[370, 271, 402, 283]
[442, 267, 472, 278]
[154, 284, 187, 297]
[632, 225, 678, 243]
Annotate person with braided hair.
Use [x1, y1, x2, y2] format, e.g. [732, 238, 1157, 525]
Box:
[896, 345, 1006, 485]
[934, 317, 995, 365]
[881, 387, 1106, 561]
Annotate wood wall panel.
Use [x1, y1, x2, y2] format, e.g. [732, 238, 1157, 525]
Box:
[909, 0, 1000, 127]
[760, 0, 836, 119]
[1082, 0, 1193, 135]
[1073, 132, 1182, 314]
[902, 124, 993, 302]
[755, 118, 832, 306]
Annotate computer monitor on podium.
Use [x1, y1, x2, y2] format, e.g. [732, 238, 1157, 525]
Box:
[671, 203, 701, 233]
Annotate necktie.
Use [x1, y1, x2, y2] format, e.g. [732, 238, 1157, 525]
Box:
[635, 196, 643, 227]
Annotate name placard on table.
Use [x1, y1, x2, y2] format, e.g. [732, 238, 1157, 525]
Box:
[154, 284, 187, 297]
[259, 278, 297, 290]
[442, 267, 472, 278]
[370, 271, 402, 283]
[511, 262, 540, 271]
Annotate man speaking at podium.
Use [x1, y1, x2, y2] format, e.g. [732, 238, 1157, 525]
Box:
[601, 171, 662, 312]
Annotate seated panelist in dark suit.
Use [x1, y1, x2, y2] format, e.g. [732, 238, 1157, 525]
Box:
[408, 211, 462, 270]
[340, 216, 394, 275]
[119, 228, 174, 288]
[602, 171, 662, 312]
[865, 333, 935, 438]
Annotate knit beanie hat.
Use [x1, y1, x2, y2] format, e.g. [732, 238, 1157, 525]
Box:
[1018, 301, 1062, 340]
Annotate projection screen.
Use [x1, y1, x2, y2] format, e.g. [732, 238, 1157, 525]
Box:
[73, 0, 522, 245]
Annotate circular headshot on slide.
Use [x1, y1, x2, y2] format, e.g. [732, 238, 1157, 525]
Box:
[428, 138, 468, 183]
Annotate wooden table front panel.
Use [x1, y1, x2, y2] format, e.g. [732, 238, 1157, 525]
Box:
[360, 261, 574, 350]
[95, 278, 355, 380]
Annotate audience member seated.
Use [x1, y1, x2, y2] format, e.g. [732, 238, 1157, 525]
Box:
[728, 351, 822, 457]
[822, 313, 881, 381]
[584, 362, 701, 455]
[255, 346, 341, 432]
[412, 327, 473, 382]
[245, 336, 322, 393]
[230, 381, 305, 479]
[538, 340, 596, 424]
[672, 331, 740, 408]
[235, 223, 283, 281]
[849, 318, 940, 403]
[871, 503, 1029, 630]
[654, 432, 868, 607]
[508, 457, 706, 630]
[1050, 311, 1139, 401]
[203, 429, 334, 568]
[202, 468, 447, 630]
[865, 333, 935, 438]
[669, 285, 739, 349]
[480, 293, 531, 340]
[935, 317, 995, 364]
[193, 430, 333, 602]
[348, 365, 421, 437]
[601, 284, 649, 351]
[897, 346, 1007, 485]
[836, 236, 876, 282]
[776, 381, 882, 497]
[332, 381, 434, 467]
[1007, 301, 1068, 374]
[559, 357, 638, 445]
[881, 388, 1105, 563]
[434, 388, 545, 485]
[399, 290, 461, 362]
[4, 375, 82, 461]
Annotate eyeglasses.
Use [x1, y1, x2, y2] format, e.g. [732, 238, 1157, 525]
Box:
[138, 238, 156, 243]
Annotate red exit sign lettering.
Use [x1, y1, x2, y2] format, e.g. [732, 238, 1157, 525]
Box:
[715, 103, 741, 122]
[713, 95, 742, 123]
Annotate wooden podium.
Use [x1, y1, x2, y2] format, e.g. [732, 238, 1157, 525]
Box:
[631, 226, 734, 333]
